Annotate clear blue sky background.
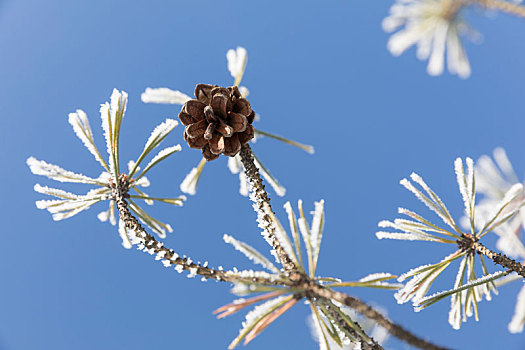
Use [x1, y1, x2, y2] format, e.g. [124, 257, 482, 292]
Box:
[1, 1, 524, 349]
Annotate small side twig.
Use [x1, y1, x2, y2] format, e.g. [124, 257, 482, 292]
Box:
[476, 0, 525, 18]
[239, 144, 299, 275]
[458, 233, 525, 278]
[308, 284, 449, 350]
[315, 298, 383, 350]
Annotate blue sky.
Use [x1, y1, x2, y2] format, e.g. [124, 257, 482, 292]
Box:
[1, 0, 525, 349]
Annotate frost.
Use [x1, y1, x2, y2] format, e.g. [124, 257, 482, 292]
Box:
[401, 174, 456, 230]
[227, 46, 248, 85]
[180, 161, 204, 195]
[68, 109, 107, 169]
[118, 219, 132, 249]
[27, 157, 100, 185]
[223, 234, 280, 273]
[481, 183, 524, 234]
[509, 284, 525, 333]
[34, 184, 78, 200]
[310, 200, 325, 270]
[228, 156, 250, 197]
[137, 145, 182, 179]
[376, 231, 442, 242]
[228, 295, 289, 348]
[254, 155, 286, 197]
[239, 86, 249, 98]
[358, 273, 395, 283]
[143, 119, 178, 154]
[141, 87, 191, 105]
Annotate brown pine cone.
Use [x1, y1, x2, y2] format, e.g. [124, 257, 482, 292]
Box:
[179, 84, 255, 161]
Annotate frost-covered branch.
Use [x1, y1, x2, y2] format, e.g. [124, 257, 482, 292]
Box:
[477, 0, 525, 18]
[305, 283, 449, 350]
[112, 177, 288, 286]
[239, 143, 299, 275]
[314, 298, 383, 350]
[458, 233, 525, 278]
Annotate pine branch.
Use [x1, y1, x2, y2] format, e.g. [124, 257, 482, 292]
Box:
[315, 298, 384, 350]
[476, 0, 525, 18]
[113, 178, 288, 286]
[458, 233, 525, 278]
[307, 283, 449, 350]
[239, 144, 299, 275]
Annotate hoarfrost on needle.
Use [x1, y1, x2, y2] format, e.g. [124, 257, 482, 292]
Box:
[383, 0, 472, 78]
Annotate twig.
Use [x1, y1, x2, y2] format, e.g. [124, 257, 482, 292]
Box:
[308, 284, 449, 350]
[315, 298, 384, 350]
[458, 233, 525, 278]
[476, 0, 525, 18]
[113, 178, 288, 286]
[239, 144, 299, 275]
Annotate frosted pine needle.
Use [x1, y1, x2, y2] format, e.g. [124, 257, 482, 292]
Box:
[383, 0, 472, 78]
[226, 46, 248, 87]
[326, 273, 403, 291]
[28, 89, 184, 248]
[223, 234, 280, 274]
[141, 87, 191, 105]
[509, 284, 525, 333]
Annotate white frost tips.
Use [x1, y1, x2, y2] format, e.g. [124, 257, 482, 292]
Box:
[110, 88, 128, 122]
[227, 46, 248, 86]
[34, 184, 78, 200]
[27, 157, 99, 185]
[239, 86, 250, 98]
[68, 109, 107, 169]
[143, 119, 178, 153]
[228, 155, 242, 174]
[118, 219, 133, 249]
[223, 234, 280, 273]
[509, 284, 525, 333]
[141, 87, 191, 105]
[180, 167, 199, 195]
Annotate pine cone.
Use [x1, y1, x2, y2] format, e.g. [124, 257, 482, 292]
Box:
[179, 84, 255, 161]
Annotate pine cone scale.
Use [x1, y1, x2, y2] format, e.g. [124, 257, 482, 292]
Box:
[238, 124, 254, 145]
[209, 133, 225, 155]
[195, 84, 213, 105]
[216, 119, 234, 137]
[228, 112, 248, 133]
[211, 94, 229, 119]
[179, 112, 197, 126]
[202, 144, 219, 161]
[186, 119, 207, 138]
[223, 134, 241, 156]
[232, 99, 250, 116]
[184, 129, 207, 149]
[183, 100, 206, 121]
